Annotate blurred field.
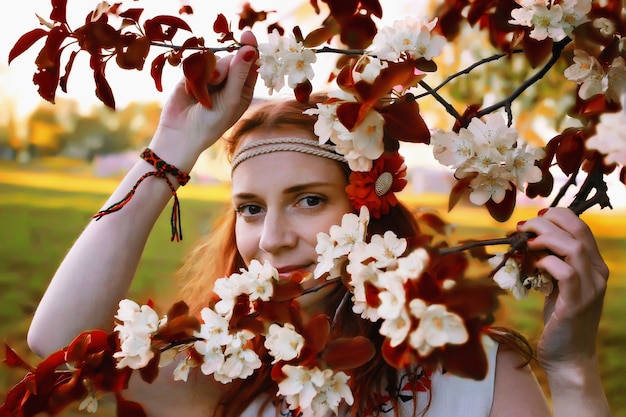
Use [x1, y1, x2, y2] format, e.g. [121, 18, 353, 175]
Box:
[1, 162, 625, 416]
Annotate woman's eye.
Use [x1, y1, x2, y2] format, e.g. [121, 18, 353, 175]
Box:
[298, 195, 324, 208]
[236, 204, 263, 217]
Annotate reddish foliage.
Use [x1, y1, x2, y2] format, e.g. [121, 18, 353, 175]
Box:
[238, 2, 274, 30]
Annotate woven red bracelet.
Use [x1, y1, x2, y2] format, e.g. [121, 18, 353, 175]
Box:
[93, 148, 191, 242]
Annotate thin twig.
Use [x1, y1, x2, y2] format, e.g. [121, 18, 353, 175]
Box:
[418, 80, 462, 120]
[476, 37, 572, 122]
[413, 49, 524, 100]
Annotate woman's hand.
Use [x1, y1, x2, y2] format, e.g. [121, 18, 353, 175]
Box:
[516, 207, 608, 370]
[148, 31, 259, 172]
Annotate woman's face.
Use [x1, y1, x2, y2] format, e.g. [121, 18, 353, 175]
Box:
[231, 128, 353, 308]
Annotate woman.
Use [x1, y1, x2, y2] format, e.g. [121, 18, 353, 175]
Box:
[27, 31, 610, 416]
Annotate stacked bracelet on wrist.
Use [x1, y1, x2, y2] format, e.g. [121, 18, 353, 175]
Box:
[93, 148, 191, 242]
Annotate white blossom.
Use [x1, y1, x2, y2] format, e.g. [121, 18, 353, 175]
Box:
[509, 0, 573, 41]
[310, 370, 353, 416]
[376, 271, 407, 321]
[409, 304, 468, 356]
[315, 207, 370, 278]
[113, 300, 161, 369]
[264, 323, 305, 363]
[468, 166, 514, 205]
[79, 393, 99, 413]
[565, 50, 626, 102]
[215, 330, 261, 383]
[365, 231, 407, 269]
[194, 307, 231, 376]
[432, 113, 544, 206]
[371, 17, 446, 61]
[346, 258, 382, 321]
[396, 248, 430, 282]
[278, 365, 327, 412]
[523, 272, 555, 297]
[379, 307, 412, 347]
[257, 29, 316, 95]
[586, 93, 626, 166]
[335, 108, 386, 172]
[488, 253, 528, 299]
[173, 355, 199, 382]
[353, 55, 388, 83]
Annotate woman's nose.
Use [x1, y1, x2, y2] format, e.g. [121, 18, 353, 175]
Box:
[258, 209, 298, 255]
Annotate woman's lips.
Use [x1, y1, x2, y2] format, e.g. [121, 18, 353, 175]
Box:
[275, 264, 314, 282]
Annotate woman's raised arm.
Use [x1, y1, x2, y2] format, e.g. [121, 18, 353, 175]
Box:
[27, 32, 259, 357]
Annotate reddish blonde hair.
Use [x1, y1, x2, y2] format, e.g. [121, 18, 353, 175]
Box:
[176, 96, 531, 417]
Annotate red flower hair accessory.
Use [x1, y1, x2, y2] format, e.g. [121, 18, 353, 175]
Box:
[346, 152, 408, 218]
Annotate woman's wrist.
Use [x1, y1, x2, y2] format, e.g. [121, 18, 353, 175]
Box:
[148, 126, 211, 173]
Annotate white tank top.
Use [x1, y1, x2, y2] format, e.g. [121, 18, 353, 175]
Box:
[243, 342, 498, 417]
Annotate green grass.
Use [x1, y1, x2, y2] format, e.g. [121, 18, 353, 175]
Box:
[1, 178, 625, 416]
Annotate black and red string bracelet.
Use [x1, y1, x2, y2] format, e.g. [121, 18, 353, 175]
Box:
[93, 148, 191, 242]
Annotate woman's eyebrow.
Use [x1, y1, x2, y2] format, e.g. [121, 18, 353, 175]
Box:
[284, 182, 334, 194]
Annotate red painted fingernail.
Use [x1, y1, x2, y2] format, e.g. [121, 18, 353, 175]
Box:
[517, 220, 526, 227]
[538, 208, 549, 216]
[212, 70, 220, 80]
[243, 50, 256, 62]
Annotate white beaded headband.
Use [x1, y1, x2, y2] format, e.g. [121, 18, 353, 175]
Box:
[230, 137, 347, 172]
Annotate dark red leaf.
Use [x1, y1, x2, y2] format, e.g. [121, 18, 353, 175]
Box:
[303, 24, 338, 47]
[294, 79, 312, 103]
[336, 101, 361, 131]
[3, 344, 33, 370]
[323, 336, 375, 370]
[325, 0, 359, 21]
[119, 8, 144, 23]
[413, 58, 438, 73]
[439, 321, 488, 380]
[158, 315, 201, 339]
[148, 53, 166, 93]
[50, 0, 68, 24]
[179, 5, 194, 15]
[8, 28, 49, 65]
[417, 212, 449, 235]
[116, 35, 150, 70]
[74, 22, 120, 55]
[139, 351, 160, 384]
[360, 0, 383, 18]
[448, 175, 474, 211]
[485, 186, 517, 222]
[167, 300, 190, 319]
[182, 50, 217, 109]
[339, 14, 377, 49]
[302, 314, 330, 353]
[94, 64, 116, 109]
[59, 49, 78, 93]
[523, 35, 552, 68]
[381, 339, 414, 369]
[556, 130, 584, 175]
[35, 25, 69, 69]
[525, 168, 554, 198]
[144, 15, 192, 42]
[213, 13, 230, 35]
[381, 98, 431, 144]
[238, 3, 273, 30]
[116, 394, 148, 417]
[65, 332, 92, 364]
[364, 61, 421, 104]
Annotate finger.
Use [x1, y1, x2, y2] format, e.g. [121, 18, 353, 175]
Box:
[518, 208, 609, 281]
[209, 55, 234, 88]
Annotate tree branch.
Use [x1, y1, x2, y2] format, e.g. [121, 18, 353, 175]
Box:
[476, 37, 572, 122]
